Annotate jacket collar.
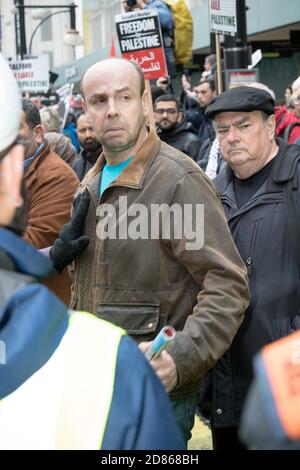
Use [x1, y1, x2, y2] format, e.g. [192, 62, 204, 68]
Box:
[23, 142, 46, 171]
[82, 128, 161, 190]
[214, 163, 234, 196]
[24, 140, 50, 180]
[272, 138, 300, 183]
[0, 228, 54, 279]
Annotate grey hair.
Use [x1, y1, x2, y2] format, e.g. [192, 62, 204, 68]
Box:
[40, 106, 60, 133]
[245, 82, 276, 102]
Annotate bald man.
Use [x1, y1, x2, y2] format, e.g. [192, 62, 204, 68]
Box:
[62, 58, 249, 444]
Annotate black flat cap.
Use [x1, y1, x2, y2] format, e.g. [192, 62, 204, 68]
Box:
[206, 86, 275, 119]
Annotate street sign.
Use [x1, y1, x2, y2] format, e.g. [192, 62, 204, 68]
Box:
[225, 68, 259, 89]
[209, 0, 237, 36]
[115, 9, 167, 80]
[9, 55, 49, 93]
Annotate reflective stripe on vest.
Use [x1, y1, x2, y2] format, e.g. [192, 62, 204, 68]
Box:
[0, 311, 125, 449]
[262, 329, 300, 440]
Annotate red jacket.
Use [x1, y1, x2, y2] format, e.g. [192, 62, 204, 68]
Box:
[275, 105, 300, 144]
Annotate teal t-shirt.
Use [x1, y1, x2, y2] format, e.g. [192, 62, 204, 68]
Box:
[100, 157, 133, 197]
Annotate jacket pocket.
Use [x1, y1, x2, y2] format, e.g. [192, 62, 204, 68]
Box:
[96, 303, 161, 340]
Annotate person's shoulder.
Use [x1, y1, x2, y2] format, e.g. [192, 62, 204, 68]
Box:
[158, 140, 202, 173]
[0, 281, 68, 399]
[288, 121, 300, 141]
[278, 138, 300, 161]
[0, 228, 54, 278]
[72, 154, 84, 169]
[213, 165, 231, 192]
[185, 130, 202, 143]
[40, 149, 79, 184]
[72, 156, 85, 179]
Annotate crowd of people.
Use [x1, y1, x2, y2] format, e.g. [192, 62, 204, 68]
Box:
[1, 24, 300, 450]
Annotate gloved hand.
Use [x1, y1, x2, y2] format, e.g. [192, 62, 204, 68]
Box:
[49, 191, 90, 273]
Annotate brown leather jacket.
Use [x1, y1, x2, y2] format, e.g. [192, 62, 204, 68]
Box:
[71, 129, 249, 399]
[24, 141, 79, 304]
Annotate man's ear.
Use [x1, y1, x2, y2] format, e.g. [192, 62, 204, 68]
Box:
[83, 99, 88, 113]
[177, 111, 183, 123]
[267, 114, 276, 138]
[142, 90, 150, 118]
[33, 124, 44, 145]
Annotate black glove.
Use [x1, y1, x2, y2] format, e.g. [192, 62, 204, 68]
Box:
[49, 191, 90, 273]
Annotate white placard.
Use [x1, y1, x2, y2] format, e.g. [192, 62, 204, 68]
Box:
[248, 49, 262, 69]
[9, 55, 49, 92]
[209, 0, 237, 36]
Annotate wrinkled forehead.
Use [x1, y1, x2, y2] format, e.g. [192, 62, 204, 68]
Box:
[83, 62, 140, 99]
[155, 101, 177, 109]
[196, 83, 211, 93]
[214, 110, 261, 126]
[77, 114, 92, 127]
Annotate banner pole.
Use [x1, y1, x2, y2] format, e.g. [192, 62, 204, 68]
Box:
[215, 33, 223, 94]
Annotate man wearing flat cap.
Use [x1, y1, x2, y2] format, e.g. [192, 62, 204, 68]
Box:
[198, 86, 300, 449]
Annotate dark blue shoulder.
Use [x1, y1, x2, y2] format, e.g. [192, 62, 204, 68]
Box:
[0, 228, 53, 279]
[0, 283, 68, 398]
[102, 335, 184, 450]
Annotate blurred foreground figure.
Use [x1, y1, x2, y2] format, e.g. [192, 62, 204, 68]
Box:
[240, 330, 300, 450]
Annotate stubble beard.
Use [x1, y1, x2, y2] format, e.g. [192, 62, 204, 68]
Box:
[101, 115, 146, 154]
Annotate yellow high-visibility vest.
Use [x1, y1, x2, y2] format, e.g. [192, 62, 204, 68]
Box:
[0, 311, 125, 450]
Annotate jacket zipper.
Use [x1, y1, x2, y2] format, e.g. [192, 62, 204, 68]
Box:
[220, 194, 265, 277]
[246, 257, 252, 276]
[246, 220, 260, 276]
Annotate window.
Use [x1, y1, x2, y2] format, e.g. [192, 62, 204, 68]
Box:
[44, 51, 53, 69]
[41, 17, 52, 42]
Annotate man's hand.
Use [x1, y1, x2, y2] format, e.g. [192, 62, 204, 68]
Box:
[49, 191, 90, 272]
[181, 74, 191, 91]
[136, 0, 146, 9]
[139, 341, 178, 392]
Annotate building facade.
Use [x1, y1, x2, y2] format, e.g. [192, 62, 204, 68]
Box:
[1, 1, 299, 100]
[0, 0, 84, 67]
